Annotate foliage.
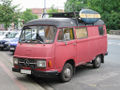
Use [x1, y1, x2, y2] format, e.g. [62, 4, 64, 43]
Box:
[47, 5, 58, 13]
[64, 0, 120, 30]
[88, 0, 120, 30]
[64, 0, 88, 12]
[0, 0, 20, 29]
[21, 9, 38, 24]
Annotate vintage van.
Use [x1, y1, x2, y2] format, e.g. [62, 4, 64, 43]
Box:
[12, 9, 108, 82]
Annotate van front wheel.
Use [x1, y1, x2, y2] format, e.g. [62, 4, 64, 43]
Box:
[93, 56, 101, 68]
[60, 63, 73, 82]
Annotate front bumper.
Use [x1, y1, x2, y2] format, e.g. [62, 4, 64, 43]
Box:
[105, 52, 108, 56]
[12, 67, 58, 78]
[0, 43, 9, 50]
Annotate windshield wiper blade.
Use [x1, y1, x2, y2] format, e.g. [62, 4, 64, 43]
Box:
[38, 40, 44, 44]
[32, 39, 44, 44]
[20, 40, 31, 43]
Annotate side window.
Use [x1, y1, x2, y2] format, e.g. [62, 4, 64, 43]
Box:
[58, 28, 74, 41]
[98, 26, 104, 35]
[76, 27, 88, 39]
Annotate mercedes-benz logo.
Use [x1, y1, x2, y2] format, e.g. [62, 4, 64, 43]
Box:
[24, 59, 30, 66]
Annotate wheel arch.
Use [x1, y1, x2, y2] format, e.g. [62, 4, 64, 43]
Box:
[94, 54, 104, 63]
[64, 59, 76, 74]
[100, 54, 104, 63]
[65, 59, 75, 67]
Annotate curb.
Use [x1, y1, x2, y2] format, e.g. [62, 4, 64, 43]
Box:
[107, 34, 120, 40]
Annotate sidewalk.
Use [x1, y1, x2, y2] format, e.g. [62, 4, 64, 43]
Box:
[107, 34, 120, 40]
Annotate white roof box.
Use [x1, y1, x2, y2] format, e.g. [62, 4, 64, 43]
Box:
[79, 9, 101, 24]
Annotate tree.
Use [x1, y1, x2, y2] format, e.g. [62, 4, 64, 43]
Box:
[64, 0, 120, 30]
[0, 0, 20, 30]
[64, 0, 88, 12]
[47, 5, 58, 13]
[21, 9, 38, 24]
[88, 0, 120, 30]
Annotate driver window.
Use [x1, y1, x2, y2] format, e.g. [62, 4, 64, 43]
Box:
[58, 28, 74, 41]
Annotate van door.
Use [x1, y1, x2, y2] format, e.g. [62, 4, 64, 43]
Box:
[55, 28, 76, 71]
[75, 27, 89, 65]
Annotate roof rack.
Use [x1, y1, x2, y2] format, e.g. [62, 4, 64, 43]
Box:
[42, 12, 79, 18]
[42, 9, 101, 24]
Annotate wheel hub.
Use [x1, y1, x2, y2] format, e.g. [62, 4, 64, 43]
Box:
[96, 57, 101, 66]
[64, 68, 71, 78]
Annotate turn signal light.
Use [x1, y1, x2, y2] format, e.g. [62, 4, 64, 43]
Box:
[48, 60, 52, 67]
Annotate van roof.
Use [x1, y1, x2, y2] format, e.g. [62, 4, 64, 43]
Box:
[24, 18, 105, 28]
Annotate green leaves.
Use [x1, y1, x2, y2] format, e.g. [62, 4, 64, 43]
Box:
[64, 0, 120, 31]
[47, 5, 58, 13]
[21, 9, 38, 24]
[88, 0, 120, 30]
[0, 0, 20, 29]
[0, 0, 38, 29]
[64, 0, 88, 12]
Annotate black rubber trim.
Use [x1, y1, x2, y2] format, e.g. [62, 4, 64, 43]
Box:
[105, 52, 108, 55]
[12, 67, 20, 72]
[12, 67, 58, 78]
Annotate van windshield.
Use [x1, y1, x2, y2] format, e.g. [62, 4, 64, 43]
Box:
[20, 26, 57, 44]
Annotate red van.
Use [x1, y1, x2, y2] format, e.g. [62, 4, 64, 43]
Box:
[12, 9, 108, 82]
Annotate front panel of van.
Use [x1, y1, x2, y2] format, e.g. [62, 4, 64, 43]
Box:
[14, 43, 55, 70]
[13, 25, 57, 72]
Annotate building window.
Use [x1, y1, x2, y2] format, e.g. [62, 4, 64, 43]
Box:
[98, 26, 104, 35]
[58, 28, 74, 41]
[75, 27, 88, 39]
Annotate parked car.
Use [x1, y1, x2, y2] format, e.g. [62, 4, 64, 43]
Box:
[9, 38, 19, 53]
[0, 31, 21, 50]
[12, 9, 108, 82]
[0, 31, 11, 40]
[9, 32, 35, 53]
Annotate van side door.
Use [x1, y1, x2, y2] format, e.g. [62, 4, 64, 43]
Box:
[55, 28, 76, 71]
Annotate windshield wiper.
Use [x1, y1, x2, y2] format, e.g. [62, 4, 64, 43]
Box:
[20, 40, 31, 43]
[20, 39, 45, 44]
[38, 40, 44, 44]
[31, 39, 44, 44]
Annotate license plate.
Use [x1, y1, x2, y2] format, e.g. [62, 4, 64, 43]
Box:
[0, 44, 3, 47]
[10, 47, 15, 50]
[21, 69, 31, 74]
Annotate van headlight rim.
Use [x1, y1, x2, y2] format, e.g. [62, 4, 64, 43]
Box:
[13, 57, 18, 65]
[36, 60, 46, 68]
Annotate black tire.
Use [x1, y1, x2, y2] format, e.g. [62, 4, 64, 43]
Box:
[60, 63, 74, 82]
[93, 55, 102, 68]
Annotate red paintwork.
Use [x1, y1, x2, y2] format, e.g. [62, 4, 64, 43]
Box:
[14, 25, 107, 73]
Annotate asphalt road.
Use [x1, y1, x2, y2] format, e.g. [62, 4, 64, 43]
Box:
[0, 38, 120, 90]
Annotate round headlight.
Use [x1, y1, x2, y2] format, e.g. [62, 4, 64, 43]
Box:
[37, 60, 46, 68]
[13, 58, 18, 65]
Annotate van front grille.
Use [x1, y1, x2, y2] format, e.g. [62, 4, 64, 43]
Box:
[18, 58, 36, 69]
